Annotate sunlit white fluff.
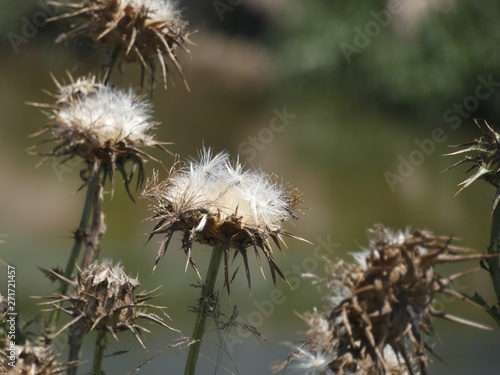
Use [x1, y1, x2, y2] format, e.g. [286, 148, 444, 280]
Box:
[55, 87, 155, 145]
[382, 346, 411, 375]
[129, 0, 179, 21]
[350, 226, 414, 270]
[287, 345, 335, 375]
[368, 225, 412, 247]
[165, 148, 291, 228]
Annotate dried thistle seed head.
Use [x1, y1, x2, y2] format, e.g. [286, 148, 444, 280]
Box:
[0, 339, 73, 375]
[31, 76, 169, 198]
[276, 308, 414, 375]
[52, 0, 191, 90]
[281, 226, 488, 375]
[143, 148, 305, 292]
[47, 260, 176, 346]
[276, 309, 413, 375]
[444, 119, 500, 194]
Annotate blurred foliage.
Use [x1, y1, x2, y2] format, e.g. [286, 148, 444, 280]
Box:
[273, 0, 500, 121]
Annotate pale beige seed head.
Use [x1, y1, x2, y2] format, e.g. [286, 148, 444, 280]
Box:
[143, 148, 306, 292]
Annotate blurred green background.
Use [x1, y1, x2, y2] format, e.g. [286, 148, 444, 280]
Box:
[1, 0, 500, 374]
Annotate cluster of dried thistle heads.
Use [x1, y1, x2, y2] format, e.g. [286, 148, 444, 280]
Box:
[30, 74, 169, 197]
[279, 226, 489, 375]
[42, 259, 175, 347]
[0, 295, 74, 374]
[0, 338, 75, 375]
[50, 0, 191, 89]
[142, 149, 305, 293]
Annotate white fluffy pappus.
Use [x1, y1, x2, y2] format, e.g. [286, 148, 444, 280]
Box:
[164, 149, 293, 228]
[55, 86, 156, 145]
[128, 0, 180, 21]
[286, 345, 335, 375]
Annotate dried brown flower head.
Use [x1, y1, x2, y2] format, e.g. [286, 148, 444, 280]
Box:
[276, 309, 413, 375]
[45, 260, 176, 347]
[30, 75, 169, 198]
[0, 339, 73, 375]
[444, 119, 500, 194]
[142, 149, 305, 292]
[280, 226, 489, 375]
[51, 0, 191, 89]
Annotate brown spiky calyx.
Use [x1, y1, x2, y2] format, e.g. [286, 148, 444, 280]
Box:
[444, 119, 500, 195]
[280, 226, 489, 375]
[44, 260, 176, 347]
[50, 0, 191, 89]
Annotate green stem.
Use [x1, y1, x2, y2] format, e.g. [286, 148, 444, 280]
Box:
[92, 331, 107, 375]
[184, 246, 224, 375]
[80, 177, 105, 270]
[49, 172, 100, 330]
[103, 46, 121, 86]
[488, 187, 500, 309]
[68, 325, 88, 375]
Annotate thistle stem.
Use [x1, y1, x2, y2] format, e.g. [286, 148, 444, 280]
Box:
[184, 246, 224, 375]
[80, 177, 105, 270]
[103, 46, 121, 86]
[49, 172, 100, 330]
[68, 325, 89, 375]
[487, 187, 500, 308]
[92, 331, 107, 375]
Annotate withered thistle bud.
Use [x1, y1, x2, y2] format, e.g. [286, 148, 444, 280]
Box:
[142, 148, 306, 292]
[45, 260, 176, 347]
[280, 226, 489, 375]
[0, 339, 73, 375]
[444, 119, 500, 194]
[30, 75, 169, 198]
[51, 0, 191, 89]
